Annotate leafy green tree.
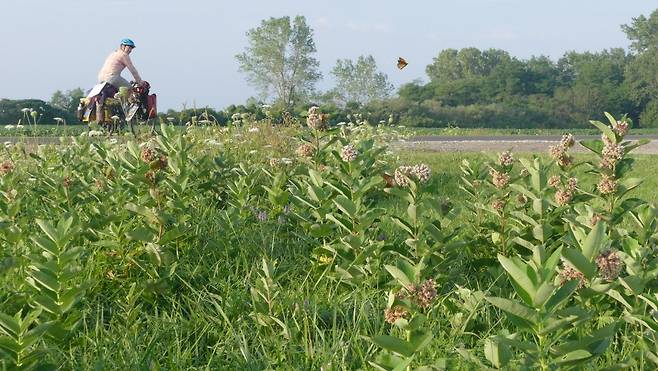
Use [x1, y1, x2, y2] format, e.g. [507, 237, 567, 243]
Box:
[50, 88, 84, 113]
[236, 16, 321, 109]
[555, 49, 630, 122]
[524, 56, 562, 95]
[622, 10, 658, 126]
[425, 48, 461, 83]
[622, 9, 658, 53]
[50, 90, 68, 110]
[330, 55, 393, 105]
[425, 48, 512, 83]
[398, 80, 434, 102]
[640, 100, 658, 127]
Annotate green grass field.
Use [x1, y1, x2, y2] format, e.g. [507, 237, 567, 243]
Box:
[399, 151, 658, 202]
[5, 124, 658, 139]
[409, 127, 658, 137]
[1, 122, 658, 369]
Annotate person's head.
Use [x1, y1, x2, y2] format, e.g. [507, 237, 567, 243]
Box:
[119, 38, 136, 53]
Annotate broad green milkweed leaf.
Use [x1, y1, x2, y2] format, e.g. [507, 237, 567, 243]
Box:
[384, 263, 414, 289]
[409, 329, 433, 352]
[497, 255, 536, 303]
[484, 337, 512, 368]
[371, 335, 414, 357]
[368, 352, 413, 371]
[590, 120, 615, 142]
[579, 140, 603, 155]
[36, 219, 59, 245]
[0, 312, 20, 337]
[544, 280, 579, 312]
[485, 297, 536, 324]
[581, 222, 605, 261]
[562, 248, 596, 279]
[333, 196, 357, 219]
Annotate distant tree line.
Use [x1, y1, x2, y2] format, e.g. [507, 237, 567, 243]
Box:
[0, 99, 78, 125]
[2, 10, 657, 128]
[229, 10, 658, 128]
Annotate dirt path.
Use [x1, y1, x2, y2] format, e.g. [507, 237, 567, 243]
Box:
[398, 135, 658, 155]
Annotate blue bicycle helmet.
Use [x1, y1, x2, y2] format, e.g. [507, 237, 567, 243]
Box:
[120, 38, 136, 48]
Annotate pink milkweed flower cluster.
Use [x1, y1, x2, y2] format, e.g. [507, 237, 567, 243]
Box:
[306, 106, 328, 131]
[612, 120, 629, 137]
[498, 151, 514, 167]
[394, 164, 432, 187]
[295, 143, 315, 157]
[0, 160, 14, 176]
[559, 262, 586, 289]
[549, 133, 575, 168]
[490, 169, 510, 189]
[597, 175, 617, 195]
[596, 250, 623, 281]
[340, 144, 358, 162]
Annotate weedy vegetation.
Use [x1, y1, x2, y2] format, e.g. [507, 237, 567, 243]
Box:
[0, 109, 657, 370]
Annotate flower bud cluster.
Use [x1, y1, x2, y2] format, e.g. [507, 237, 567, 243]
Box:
[489, 169, 510, 189]
[296, 143, 315, 157]
[596, 250, 623, 281]
[340, 144, 358, 162]
[0, 160, 14, 176]
[394, 164, 432, 186]
[549, 133, 575, 168]
[307, 106, 328, 131]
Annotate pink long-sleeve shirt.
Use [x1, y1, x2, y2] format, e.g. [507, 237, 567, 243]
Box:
[97, 50, 142, 83]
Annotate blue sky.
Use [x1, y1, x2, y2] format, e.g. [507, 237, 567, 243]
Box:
[1, 0, 655, 110]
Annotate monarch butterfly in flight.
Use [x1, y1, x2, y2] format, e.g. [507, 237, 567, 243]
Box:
[397, 57, 408, 70]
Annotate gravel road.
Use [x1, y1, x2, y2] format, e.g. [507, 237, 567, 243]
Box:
[399, 135, 658, 154]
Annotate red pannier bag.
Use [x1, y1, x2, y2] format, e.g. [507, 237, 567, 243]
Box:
[148, 94, 157, 119]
